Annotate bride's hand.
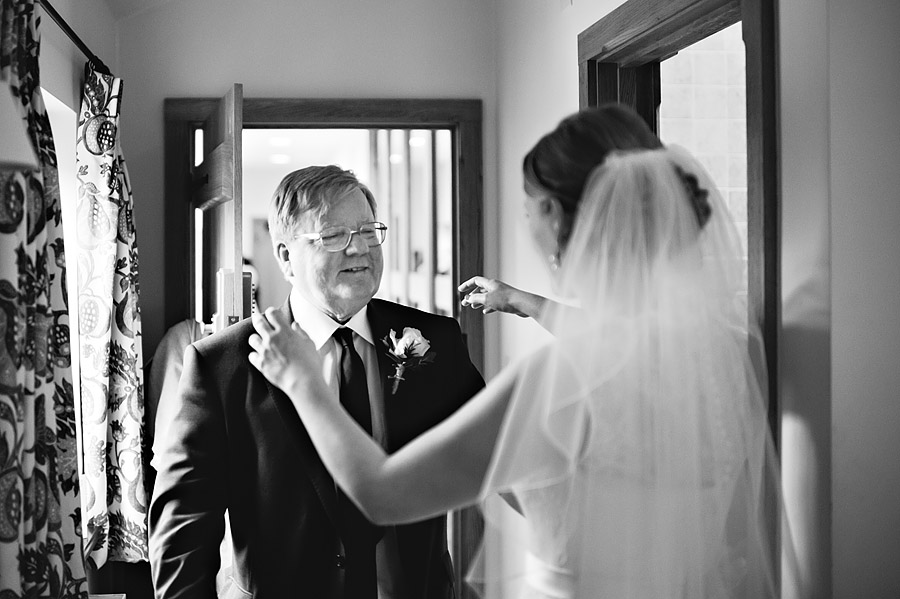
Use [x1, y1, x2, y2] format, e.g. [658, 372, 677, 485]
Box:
[248, 308, 319, 394]
[459, 275, 545, 319]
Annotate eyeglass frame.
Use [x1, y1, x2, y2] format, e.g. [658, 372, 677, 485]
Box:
[293, 221, 388, 253]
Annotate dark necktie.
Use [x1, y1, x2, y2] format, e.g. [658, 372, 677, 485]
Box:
[334, 327, 373, 434]
[332, 327, 377, 599]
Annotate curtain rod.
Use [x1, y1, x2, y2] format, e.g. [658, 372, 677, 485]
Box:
[38, 0, 112, 76]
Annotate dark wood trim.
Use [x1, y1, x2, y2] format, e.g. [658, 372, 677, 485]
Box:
[455, 115, 484, 369]
[578, 0, 741, 67]
[579, 0, 780, 436]
[162, 105, 193, 330]
[244, 98, 481, 128]
[595, 63, 661, 132]
[742, 0, 780, 442]
[579, 59, 599, 108]
[630, 64, 661, 132]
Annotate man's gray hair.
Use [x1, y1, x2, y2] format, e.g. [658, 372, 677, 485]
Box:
[268, 165, 377, 248]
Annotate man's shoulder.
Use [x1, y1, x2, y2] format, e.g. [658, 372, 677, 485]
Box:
[369, 298, 458, 328]
[192, 317, 254, 357]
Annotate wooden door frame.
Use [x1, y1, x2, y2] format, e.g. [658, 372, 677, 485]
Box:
[578, 0, 780, 438]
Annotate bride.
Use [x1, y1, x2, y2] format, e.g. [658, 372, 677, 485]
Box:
[249, 104, 798, 598]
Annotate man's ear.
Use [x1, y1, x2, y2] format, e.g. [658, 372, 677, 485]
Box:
[274, 243, 293, 281]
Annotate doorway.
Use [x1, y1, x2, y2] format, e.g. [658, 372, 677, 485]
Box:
[163, 96, 485, 595]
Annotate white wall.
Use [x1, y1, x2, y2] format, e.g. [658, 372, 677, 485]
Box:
[492, 0, 628, 372]
[827, 1, 900, 596]
[779, 0, 833, 595]
[114, 0, 499, 353]
[780, 0, 900, 596]
[40, 0, 117, 112]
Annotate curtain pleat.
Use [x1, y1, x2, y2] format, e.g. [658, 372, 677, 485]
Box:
[0, 0, 89, 596]
[75, 64, 148, 568]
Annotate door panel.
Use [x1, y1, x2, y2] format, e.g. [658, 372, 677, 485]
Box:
[191, 83, 245, 330]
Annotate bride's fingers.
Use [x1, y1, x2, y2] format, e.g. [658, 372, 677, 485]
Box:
[252, 311, 274, 336]
[462, 292, 485, 308]
[457, 277, 476, 293]
[458, 275, 487, 293]
[248, 333, 263, 351]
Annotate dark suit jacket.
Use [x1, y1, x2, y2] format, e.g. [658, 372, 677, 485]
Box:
[149, 298, 485, 599]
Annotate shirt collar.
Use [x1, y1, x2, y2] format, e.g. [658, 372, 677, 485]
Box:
[289, 290, 375, 350]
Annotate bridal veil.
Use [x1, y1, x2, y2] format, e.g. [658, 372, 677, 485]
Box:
[469, 147, 801, 599]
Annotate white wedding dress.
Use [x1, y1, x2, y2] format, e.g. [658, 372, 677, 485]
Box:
[469, 148, 799, 599]
[480, 329, 759, 599]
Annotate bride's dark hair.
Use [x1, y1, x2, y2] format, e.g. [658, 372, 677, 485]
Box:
[523, 103, 662, 246]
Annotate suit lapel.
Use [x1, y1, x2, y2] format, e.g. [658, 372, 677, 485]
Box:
[366, 301, 395, 403]
[366, 301, 404, 446]
[264, 301, 340, 530]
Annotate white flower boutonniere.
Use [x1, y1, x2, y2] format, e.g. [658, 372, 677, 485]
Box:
[382, 327, 437, 395]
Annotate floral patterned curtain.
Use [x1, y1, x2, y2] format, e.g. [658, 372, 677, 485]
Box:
[75, 64, 148, 568]
[0, 0, 88, 596]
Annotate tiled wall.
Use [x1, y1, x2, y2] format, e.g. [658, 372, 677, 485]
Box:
[659, 23, 747, 271]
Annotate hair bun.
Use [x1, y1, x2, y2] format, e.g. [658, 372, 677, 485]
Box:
[674, 165, 712, 228]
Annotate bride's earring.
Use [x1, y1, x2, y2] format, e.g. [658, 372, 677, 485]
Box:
[548, 220, 561, 271]
[548, 251, 560, 271]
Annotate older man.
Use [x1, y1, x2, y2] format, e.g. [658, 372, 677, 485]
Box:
[149, 166, 485, 598]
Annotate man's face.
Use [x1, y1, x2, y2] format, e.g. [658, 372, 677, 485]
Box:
[277, 188, 384, 322]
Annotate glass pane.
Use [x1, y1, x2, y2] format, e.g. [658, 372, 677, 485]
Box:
[388, 129, 410, 304]
[434, 129, 453, 316]
[194, 128, 204, 167]
[374, 129, 394, 298]
[194, 207, 204, 319]
[659, 22, 747, 298]
[241, 128, 454, 317]
[408, 130, 433, 311]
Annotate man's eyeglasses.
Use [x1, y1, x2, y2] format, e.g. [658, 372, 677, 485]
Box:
[294, 221, 388, 252]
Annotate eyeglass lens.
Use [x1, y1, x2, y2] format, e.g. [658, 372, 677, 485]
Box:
[319, 223, 386, 251]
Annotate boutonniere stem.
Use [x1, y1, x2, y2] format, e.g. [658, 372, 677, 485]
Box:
[389, 364, 406, 395]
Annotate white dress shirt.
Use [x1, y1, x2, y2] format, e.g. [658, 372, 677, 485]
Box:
[289, 291, 403, 599]
[289, 291, 388, 446]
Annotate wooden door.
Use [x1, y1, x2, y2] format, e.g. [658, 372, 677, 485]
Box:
[191, 83, 246, 331]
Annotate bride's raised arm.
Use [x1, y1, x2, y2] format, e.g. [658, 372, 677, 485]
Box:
[248, 307, 516, 525]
